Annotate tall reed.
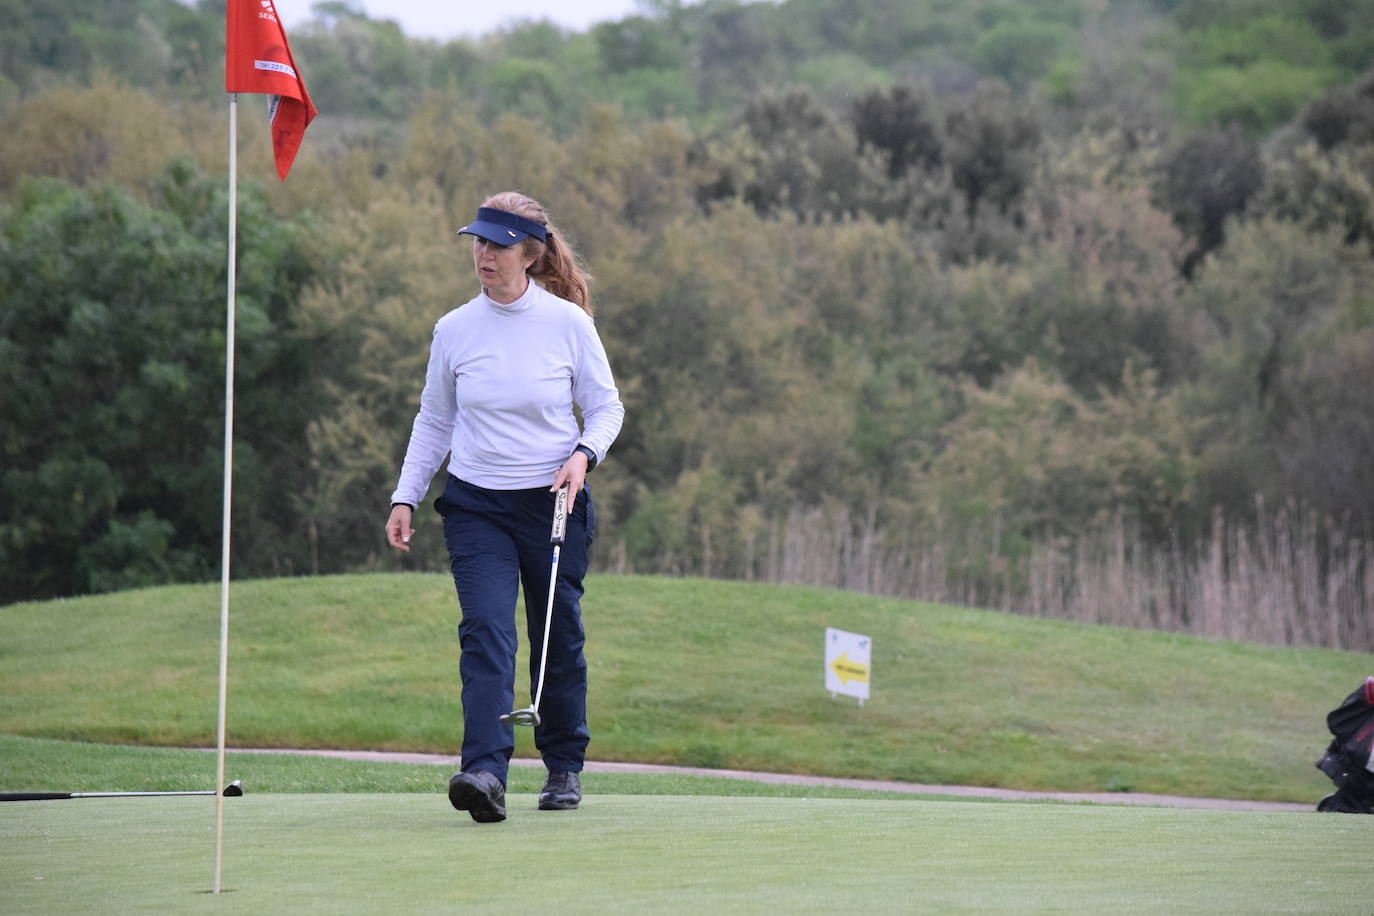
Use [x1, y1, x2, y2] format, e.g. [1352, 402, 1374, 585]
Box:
[758, 501, 1373, 651]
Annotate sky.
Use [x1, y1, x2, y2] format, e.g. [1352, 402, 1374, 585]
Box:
[270, 0, 648, 41]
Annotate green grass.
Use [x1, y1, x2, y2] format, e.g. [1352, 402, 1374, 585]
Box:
[1, 573, 1368, 801]
[0, 735, 975, 802]
[4, 792, 1372, 914]
[4, 576, 1373, 913]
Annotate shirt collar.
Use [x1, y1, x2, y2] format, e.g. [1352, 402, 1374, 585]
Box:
[481, 279, 537, 314]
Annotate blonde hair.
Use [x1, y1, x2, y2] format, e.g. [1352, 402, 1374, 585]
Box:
[481, 191, 592, 315]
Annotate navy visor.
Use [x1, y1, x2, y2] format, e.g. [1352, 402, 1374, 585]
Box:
[457, 207, 548, 245]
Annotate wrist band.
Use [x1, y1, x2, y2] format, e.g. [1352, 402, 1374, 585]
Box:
[573, 445, 598, 471]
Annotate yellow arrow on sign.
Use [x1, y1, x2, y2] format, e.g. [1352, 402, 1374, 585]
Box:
[829, 652, 869, 686]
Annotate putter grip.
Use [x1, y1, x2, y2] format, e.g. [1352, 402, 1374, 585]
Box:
[550, 485, 569, 545]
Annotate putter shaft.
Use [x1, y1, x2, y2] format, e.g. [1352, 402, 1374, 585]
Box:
[502, 485, 569, 727]
[1, 780, 243, 801]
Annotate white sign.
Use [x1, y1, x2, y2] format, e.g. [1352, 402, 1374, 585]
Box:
[825, 627, 871, 704]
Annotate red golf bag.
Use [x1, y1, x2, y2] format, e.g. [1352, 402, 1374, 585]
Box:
[1315, 677, 1374, 813]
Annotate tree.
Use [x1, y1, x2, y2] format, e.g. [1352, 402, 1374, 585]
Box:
[1268, 329, 1374, 521]
[973, 19, 1074, 87]
[943, 80, 1043, 216]
[292, 9, 430, 122]
[690, 1, 781, 107]
[1255, 142, 1374, 248]
[1175, 60, 1336, 134]
[1155, 124, 1263, 275]
[593, 15, 686, 74]
[1185, 217, 1374, 526]
[915, 360, 1198, 573]
[1023, 135, 1191, 390]
[1301, 68, 1374, 150]
[723, 89, 888, 221]
[850, 83, 943, 178]
[0, 80, 214, 192]
[0, 162, 326, 601]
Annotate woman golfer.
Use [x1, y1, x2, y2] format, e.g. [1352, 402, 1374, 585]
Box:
[385, 191, 624, 823]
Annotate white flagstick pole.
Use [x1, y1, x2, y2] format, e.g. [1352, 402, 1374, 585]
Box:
[213, 90, 239, 896]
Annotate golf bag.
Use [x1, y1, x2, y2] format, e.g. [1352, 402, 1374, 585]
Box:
[1315, 677, 1374, 814]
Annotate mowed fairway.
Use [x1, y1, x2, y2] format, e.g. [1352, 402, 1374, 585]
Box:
[3, 791, 1371, 914]
[4, 574, 1374, 912]
[1, 574, 1366, 801]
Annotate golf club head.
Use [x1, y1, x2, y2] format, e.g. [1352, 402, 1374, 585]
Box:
[500, 706, 541, 727]
[222, 780, 244, 797]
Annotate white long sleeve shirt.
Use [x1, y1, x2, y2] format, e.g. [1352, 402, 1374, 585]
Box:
[390, 283, 625, 505]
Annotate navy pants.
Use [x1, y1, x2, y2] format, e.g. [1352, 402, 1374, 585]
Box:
[435, 475, 594, 786]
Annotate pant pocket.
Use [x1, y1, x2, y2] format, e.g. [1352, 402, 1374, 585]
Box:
[433, 474, 474, 518]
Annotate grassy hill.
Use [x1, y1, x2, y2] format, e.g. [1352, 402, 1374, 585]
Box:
[1, 573, 1366, 802]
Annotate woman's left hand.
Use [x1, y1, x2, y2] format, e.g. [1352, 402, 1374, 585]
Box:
[552, 450, 590, 503]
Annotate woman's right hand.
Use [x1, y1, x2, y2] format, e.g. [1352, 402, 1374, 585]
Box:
[385, 504, 415, 552]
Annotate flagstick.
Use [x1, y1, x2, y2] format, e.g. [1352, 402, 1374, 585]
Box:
[213, 91, 239, 896]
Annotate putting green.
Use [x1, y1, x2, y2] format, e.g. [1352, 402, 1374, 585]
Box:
[2, 793, 1369, 913]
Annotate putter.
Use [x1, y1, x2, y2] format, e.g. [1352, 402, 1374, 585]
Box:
[501, 484, 569, 728]
[1, 780, 244, 801]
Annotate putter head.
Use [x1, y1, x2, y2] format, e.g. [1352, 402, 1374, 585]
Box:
[500, 706, 541, 727]
[222, 780, 244, 797]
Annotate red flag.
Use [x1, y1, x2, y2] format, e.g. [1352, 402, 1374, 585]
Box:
[225, 0, 317, 180]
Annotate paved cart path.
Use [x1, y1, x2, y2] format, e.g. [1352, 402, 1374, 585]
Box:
[220, 747, 1313, 812]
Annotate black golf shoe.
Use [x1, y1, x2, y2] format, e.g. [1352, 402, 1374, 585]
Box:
[448, 770, 506, 823]
[538, 771, 582, 810]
